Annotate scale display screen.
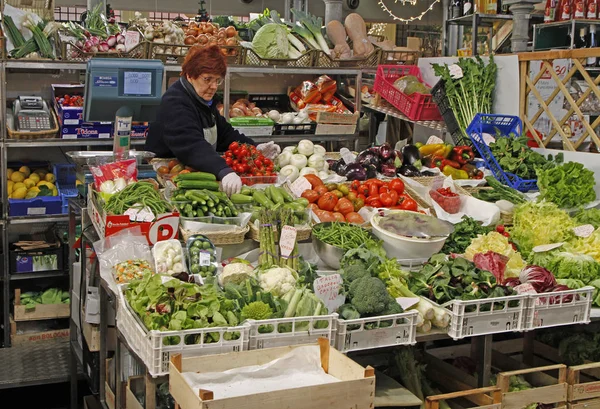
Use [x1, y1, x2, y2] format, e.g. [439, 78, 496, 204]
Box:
[123, 71, 153, 96]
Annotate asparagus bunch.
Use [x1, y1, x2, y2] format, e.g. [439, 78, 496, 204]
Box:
[258, 209, 277, 268]
[278, 208, 299, 271]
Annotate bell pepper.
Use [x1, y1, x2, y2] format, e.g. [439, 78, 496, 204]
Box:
[450, 146, 475, 165]
[441, 158, 461, 170]
[461, 163, 484, 179]
[418, 143, 446, 156]
[442, 165, 469, 180]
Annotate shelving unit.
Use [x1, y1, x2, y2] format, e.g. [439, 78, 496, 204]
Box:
[533, 19, 600, 51]
[445, 13, 513, 56]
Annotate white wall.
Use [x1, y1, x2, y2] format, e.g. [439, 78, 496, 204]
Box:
[55, 0, 443, 24]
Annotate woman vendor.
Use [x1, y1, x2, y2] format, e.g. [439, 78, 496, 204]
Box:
[146, 45, 280, 195]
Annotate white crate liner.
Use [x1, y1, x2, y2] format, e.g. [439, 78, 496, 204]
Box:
[443, 293, 528, 340]
[247, 315, 337, 350]
[335, 310, 418, 353]
[523, 286, 594, 330]
[116, 286, 250, 377]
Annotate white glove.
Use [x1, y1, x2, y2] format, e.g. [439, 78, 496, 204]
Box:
[256, 141, 281, 160]
[220, 172, 243, 196]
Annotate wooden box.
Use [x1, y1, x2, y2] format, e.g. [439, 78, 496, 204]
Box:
[169, 339, 375, 409]
[10, 317, 69, 345]
[425, 386, 502, 409]
[497, 365, 568, 409]
[568, 362, 600, 409]
[126, 376, 145, 409]
[13, 288, 70, 321]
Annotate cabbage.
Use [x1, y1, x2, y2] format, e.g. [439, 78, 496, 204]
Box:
[252, 23, 289, 59]
[464, 232, 526, 278]
[510, 202, 575, 257]
[519, 265, 557, 292]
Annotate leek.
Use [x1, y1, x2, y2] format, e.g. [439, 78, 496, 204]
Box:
[291, 9, 330, 55]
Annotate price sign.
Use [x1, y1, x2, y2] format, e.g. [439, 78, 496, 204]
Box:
[396, 297, 420, 310]
[313, 274, 346, 313]
[124, 204, 154, 222]
[289, 177, 311, 198]
[279, 225, 297, 258]
[573, 224, 595, 238]
[514, 283, 537, 295]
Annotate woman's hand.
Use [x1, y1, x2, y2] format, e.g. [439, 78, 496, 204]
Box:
[256, 141, 281, 160]
[220, 172, 243, 196]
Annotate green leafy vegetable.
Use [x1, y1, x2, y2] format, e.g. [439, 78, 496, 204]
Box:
[251, 23, 293, 59]
[529, 251, 599, 282]
[536, 161, 596, 209]
[574, 208, 600, 229]
[489, 135, 559, 180]
[441, 215, 493, 255]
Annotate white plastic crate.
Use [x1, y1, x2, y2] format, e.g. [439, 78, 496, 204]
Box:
[443, 294, 528, 340]
[116, 286, 250, 377]
[335, 310, 418, 353]
[247, 315, 337, 350]
[523, 286, 594, 330]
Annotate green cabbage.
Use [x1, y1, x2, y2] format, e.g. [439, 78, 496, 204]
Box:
[251, 23, 289, 59]
[510, 202, 575, 257]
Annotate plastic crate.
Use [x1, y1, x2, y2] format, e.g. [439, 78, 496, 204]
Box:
[8, 161, 62, 216]
[53, 164, 78, 214]
[248, 94, 290, 111]
[443, 294, 528, 340]
[313, 49, 381, 68]
[240, 47, 315, 67]
[116, 286, 250, 377]
[335, 310, 418, 353]
[523, 287, 593, 331]
[430, 79, 470, 146]
[247, 315, 337, 350]
[373, 65, 442, 121]
[466, 114, 536, 192]
[273, 122, 317, 135]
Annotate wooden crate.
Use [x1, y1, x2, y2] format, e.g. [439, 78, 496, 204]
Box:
[9, 317, 69, 345]
[568, 362, 600, 409]
[425, 386, 502, 409]
[13, 289, 70, 321]
[497, 365, 568, 409]
[105, 358, 116, 409]
[126, 376, 145, 409]
[169, 339, 375, 409]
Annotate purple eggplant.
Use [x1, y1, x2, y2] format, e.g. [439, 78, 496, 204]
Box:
[356, 150, 381, 168]
[344, 163, 367, 181]
[326, 158, 340, 173]
[379, 142, 392, 160]
[402, 144, 421, 166]
[365, 164, 378, 179]
[380, 159, 397, 177]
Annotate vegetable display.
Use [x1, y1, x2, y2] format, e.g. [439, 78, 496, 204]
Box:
[313, 222, 377, 251]
[21, 288, 70, 306]
[474, 176, 527, 204]
[464, 231, 525, 278]
[153, 240, 186, 276]
[170, 189, 238, 218]
[187, 236, 218, 278]
[488, 135, 560, 180]
[440, 216, 493, 255]
[103, 182, 171, 217]
[276, 141, 331, 182]
[221, 142, 275, 178]
[536, 161, 597, 208]
[113, 259, 154, 284]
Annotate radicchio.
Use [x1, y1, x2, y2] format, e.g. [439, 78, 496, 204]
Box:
[473, 251, 509, 284]
[519, 265, 557, 293]
[544, 284, 575, 305]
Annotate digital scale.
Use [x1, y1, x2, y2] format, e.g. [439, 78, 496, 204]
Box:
[12, 96, 53, 131]
[83, 58, 164, 159]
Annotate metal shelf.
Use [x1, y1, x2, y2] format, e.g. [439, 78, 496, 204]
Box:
[9, 271, 69, 280]
[447, 13, 512, 27]
[228, 66, 362, 76]
[4, 61, 87, 71]
[8, 214, 69, 224]
[364, 102, 447, 133]
[4, 138, 146, 148]
[535, 18, 600, 30]
[253, 133, 358, 144]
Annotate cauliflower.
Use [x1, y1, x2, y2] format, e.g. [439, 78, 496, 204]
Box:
[218, 263, 256, 287]
[258, 267, 298, 297]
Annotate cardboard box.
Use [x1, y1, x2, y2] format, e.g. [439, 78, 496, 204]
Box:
[10, 318, 70, 345]
[87, 185, 180, 245]
[315, 123, 357, 135]
[61, 123, 113, 139]
[131, 122, 149, 138]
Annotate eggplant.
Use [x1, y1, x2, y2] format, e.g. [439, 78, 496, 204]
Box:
[326, 159, 340, 173]
[365, 164, 378, 179]
[356, 150, 381, 169]
[336, 160, 347, 176]
[380, 162, 397, 177]
[344, 163, 367, 181]
[402, 144, 421, 165]
[399, 163, 422, 177]
[379, 142, 392, 160]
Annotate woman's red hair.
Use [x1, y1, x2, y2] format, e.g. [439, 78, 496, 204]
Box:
[181, 45, 227, 79]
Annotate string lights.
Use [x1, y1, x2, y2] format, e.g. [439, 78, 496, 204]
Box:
[378, 0, 441, 23]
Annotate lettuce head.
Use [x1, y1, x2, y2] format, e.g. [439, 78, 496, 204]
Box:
[251, 23, 289, 59]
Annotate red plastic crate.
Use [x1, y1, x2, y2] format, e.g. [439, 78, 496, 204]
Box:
[373, 65, 442, 121]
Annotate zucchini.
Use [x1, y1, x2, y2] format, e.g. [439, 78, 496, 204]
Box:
[230, 193, 254, 204]
[176, 180, 220, 190]
[174, 172, 217, 181]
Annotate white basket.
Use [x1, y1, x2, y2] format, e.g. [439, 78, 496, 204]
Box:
[335, 310, 418, 353]
[117, 286, 250, 377]
[247, 315, 337, 350]
[523, 286, 594, 331]
[443, 294, 528, 340]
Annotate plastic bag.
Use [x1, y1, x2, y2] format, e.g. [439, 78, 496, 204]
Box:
[90, 159, 138, 194]
[298, 81, 322, 105]
[93, 226, 154, 292]
[315, 75, 337, 103]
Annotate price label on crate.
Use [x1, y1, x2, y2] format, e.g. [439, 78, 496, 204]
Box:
[314, 274, 345, 313]
[199, 252, 211, 267]
[279, 225, 297, 258]
[288, 177, 311, 198]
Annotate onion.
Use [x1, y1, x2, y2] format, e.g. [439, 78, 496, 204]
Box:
[90, 45, 99, 54]
[184, 35, 196, 45]
[99, 42, 109, 52]
[115, 44, 126, 52]
[196, 34, 208, 45]
[90, 36, 100, 45]
[84, 40, 93, 50]
[225, 26, 237, 38]
[519, 265, 557, 293]
[106, 35, 117, 47]
[116, 34, 125, 44]
[225, 37, 237, 46]
[75, 40, 84, 48]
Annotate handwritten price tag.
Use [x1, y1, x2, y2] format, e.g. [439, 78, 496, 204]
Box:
[124, 204, 155, 222]
[514, 283, 537, 295]
[532, 242, 565, 253]
[313, 274, 346, 313]
[279, 225, 297, 258]
[573, 224, 594, 238]
[288, 177, 311, 198]
[396, 297, 420, 310]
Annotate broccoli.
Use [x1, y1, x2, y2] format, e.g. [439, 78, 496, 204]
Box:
[241, 301, 273, 321]
[382, 298, 404, 315]
[342, 264, 371, 283]
[348, 276, 390, 315]
[338, 303, 361, 320]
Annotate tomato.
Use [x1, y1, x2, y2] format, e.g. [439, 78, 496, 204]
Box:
[229, 142, 239, 151]
[367, 178, 384, 187]
[380, 192, 394, 207]
[266, 165, 274, 172]
[398, 194, 418, 212]
[369, 183, 379, 198]
[496, 225, 506, 234]
[303, 174, 324, 189]
[239, 147, 249, 158]
[345, 212, 365, 225]
[235, 164, 245, 174]
[331, 189, 344, 199]
[350, 180, 361, 191]
[301, 190, 320, 203]
[314, 185, 329, 197]
[388, 178, 405, 194]
[225, 158, 233, 166]
[346, 191, 357, 201]
[332, 212, 346, 222]
[352, 198, 364, 211]
[379, 186, 390, 195]
[265, 171, 273, 176]
[168, 159, 179, 170]
[365, 195, 381, 206]
[338, 184, 350, 196]
[358, 184, 370, 197]
[157, 165, 169, 174]
[314, 210, 335, 222]
[225, 151, 233, 158]
[317, 192, 338, 212]
[232, 159, 239, 166]
[357, 193, 367, 201]
[369, 199, 382, 208]
[232, 148, 241, 157]
[307, 203, 319, 213]
[263, 158, 272, 167]
[242, 164, 251, 173]
[254, 158, 262, 168]
[336, 198, 355, 215]
[389, 190, 398, 205]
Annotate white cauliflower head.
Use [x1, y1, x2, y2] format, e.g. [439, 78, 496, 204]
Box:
[258, 267, 298, 297]
[218, 263, 255, 287]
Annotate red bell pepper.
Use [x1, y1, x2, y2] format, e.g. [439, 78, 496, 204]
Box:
[450, 146, 475, 165]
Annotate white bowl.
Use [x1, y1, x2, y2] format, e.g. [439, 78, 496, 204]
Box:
[370, 211, 449, 261]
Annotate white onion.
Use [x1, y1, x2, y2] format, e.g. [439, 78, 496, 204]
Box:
[116, 44, 126, 52]
[106, 35, 117, 47]
[267, 110, 281, 122]
[117, 34, 125, 44]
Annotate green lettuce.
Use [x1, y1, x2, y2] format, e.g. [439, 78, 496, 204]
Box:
[536, 161, 596, 209]
[567, 228, 600, 262]
[529, 251, 599, 282]
[252, 23, 290, 59]
[574, 208, 600, 229]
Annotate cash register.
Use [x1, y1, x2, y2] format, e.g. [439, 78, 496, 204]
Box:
[12, 96, 54, 131]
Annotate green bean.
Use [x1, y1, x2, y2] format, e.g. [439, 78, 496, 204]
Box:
[313, 222, 374, 251]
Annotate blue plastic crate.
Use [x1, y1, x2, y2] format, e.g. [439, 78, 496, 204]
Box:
[466, 114, 538, 193]
[53, 164, 78, 214]
[8, 161, 63, 216]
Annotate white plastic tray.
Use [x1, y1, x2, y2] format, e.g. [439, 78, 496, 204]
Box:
[116, 285, 250, 377]
[523, 286, 594, 330]
[246, 315, 337, 350]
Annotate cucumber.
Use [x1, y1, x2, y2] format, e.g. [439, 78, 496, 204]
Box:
[174, 172, 217, 181]
[176, 180, 220, 190]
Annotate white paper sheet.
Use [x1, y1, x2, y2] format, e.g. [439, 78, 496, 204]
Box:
[181, 346, 340, 400]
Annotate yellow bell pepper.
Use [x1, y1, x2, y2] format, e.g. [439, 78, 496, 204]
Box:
[418, 143, 445, 156]
[443, 165, 469, 179]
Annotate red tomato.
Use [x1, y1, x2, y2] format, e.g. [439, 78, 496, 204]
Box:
[350, 180, 361, 191]
[225, 151, 233, 158]
[335, 198, 355, 215]
[225, 158, 233, 166]
[229, 142, 239, 151]
[388, 178, 405, 194]
[332, 212, 346, 222]
[263, 158, 272, 167]
[380, 192, 394, 207]
[345, 212, 365, 224]
[369, 183, 379, 198]
[379, 186, 390, 195]
[314, 185, 329, 196]
[307, 203, 319, 213]
[365, 195, 381, 206]
[314, 210, 335, 222]
[301, 190, 320, 203]
[317, 192, 338, 212]
[398, 194, 418, 212]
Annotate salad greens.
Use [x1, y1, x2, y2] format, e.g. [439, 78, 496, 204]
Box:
[574, 208, 600, 229]
[537, 161, 596, 209]
[441, 216, 493, 255]
[489, 136, 559, 180]
[529, 250, 599, 282]
[21, 288, 70, 307]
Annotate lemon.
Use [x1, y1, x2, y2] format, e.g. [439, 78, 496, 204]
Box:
[7, 181, 14, 194]
[11, 187, 27, 199]
[51, 187, 58, 196]
[45, 173, 56, 183]
[13, 182, 25, 191]
[23, 178, 35, 189]
[28, 186, 40, 194]
[10, 171, 25, 183]
[18, 166, 31, 178]
[29, 173, 40, 183]
[7, 168, 13, 179]
[25, 190, 39, 199]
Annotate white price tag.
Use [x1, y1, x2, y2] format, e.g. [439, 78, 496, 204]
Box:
[289, 177, 311, 198]
[124, 204, 155, 222]
[279, 225, 297, 258]
[124, 30, 140, 52]
[200, 252, 211, 267]
[573, 224, 595, 238]
[426, 135, 445, 145]
[340, 148, 356, 165]
[532, 242, 565, 253]
[514, 283, 537, 295]
[27, 207, 46, 215]
[396, 297, 420, 310]
[313, 274, 346, 313]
